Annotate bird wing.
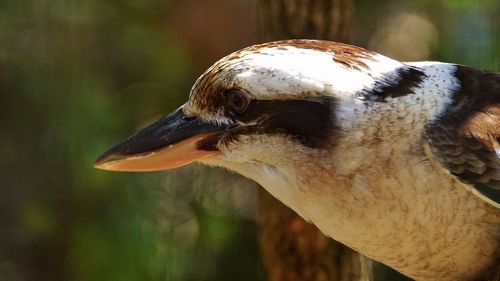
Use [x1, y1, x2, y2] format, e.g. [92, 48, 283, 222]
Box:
[425, 65, 500, 207]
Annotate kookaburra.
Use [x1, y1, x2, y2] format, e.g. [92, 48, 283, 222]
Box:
[95, 40, 500, 281]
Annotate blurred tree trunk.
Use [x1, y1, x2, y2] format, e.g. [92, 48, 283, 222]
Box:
[256, 1, 374, 281]
[257, 0, 351, 42]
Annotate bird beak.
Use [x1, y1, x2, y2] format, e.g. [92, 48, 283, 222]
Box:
[94, 107, 226, 172]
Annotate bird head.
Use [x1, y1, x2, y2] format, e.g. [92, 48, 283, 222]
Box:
[94, 40, 403, 179]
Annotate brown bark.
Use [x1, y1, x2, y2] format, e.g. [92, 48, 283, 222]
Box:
[257, 0, 352, 42]
[256, 1, 373, 281]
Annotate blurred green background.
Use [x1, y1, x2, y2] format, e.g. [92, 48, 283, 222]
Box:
[0, 1, 498, 281]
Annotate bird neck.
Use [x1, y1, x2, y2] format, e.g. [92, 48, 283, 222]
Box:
[260, 148, 500, 281]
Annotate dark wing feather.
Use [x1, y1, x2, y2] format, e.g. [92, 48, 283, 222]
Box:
[426, 65, 500, 205]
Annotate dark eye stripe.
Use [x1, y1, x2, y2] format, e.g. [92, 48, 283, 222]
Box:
[228, 97, 336, 148]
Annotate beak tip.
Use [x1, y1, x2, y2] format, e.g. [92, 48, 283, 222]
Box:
[93, 159, 107, 170]
[93, 159, 120, 172]
[93, 151, 117, 171]
[93, 160, 104, 170]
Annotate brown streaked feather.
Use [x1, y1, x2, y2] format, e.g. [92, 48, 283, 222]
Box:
[240, 40, 375, 70]
[190, 40, 375, 113]
[460, 104, 500, 150]
[426, 65, 500, 204]
[269, 40, 375, 70]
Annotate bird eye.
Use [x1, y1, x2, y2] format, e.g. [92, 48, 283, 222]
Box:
[225, 89, 250, 113]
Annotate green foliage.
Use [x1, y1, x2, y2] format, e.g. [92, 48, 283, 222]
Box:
[0, 1, 261, 281]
